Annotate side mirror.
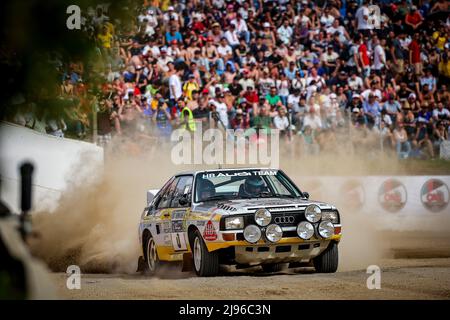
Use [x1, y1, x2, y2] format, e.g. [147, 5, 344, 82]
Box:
[179, 194, 191, 207]
[303, 192, 309, 199]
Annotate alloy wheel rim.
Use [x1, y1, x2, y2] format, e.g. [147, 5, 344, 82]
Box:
[147, 239, 156, 271]
[194, 237, 202, 271]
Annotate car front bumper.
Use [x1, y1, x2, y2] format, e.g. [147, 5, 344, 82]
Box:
[206, 231, 341, 264]
[233, 239, 332, 265]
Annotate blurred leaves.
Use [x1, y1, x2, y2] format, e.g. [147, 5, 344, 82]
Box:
[0, 0, 136, 115]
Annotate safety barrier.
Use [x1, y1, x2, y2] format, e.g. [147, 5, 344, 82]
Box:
[0, 122, 103, 213]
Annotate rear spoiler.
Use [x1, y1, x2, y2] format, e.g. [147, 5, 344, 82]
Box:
[147, 189, 160, 205]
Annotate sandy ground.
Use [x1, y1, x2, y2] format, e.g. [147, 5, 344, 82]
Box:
[48, 231, 450, 300]
[52, 256, 450, 300]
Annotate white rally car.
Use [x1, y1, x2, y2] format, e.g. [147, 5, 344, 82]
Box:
[137, 168, 342, 277]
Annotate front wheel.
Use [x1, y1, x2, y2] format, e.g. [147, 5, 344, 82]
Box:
[313, 242, 338, 273]
[145, 237, 160, 275]
[192, 231, 219, 277]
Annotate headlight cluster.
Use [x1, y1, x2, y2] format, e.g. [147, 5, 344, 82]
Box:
[241, 206, 338, 244]
[295, 205, 337, 240]
[243, 209, 280, 243]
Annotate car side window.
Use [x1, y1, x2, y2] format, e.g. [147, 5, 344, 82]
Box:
[153, 177, 174, 210]
[157, 177, 180, 209]
[171, 175, 193, 208]
[268, 176, 291, 196]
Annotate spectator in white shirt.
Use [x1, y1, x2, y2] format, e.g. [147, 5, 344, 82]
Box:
[347, 72, 364, 91]
[274, 107, 291, 139]
[231, 14, 250, 43]
[163, 6, 180, 27]
[141, 10, 158, 36]
[372, 37, 387, 74]
[169, 68, 183, 101]
[212, 93, 229, 128]
[157, 48, 174, 72]
[224, 24, 240, 48]
[216, 38, 233, 73]
[355, 1, 373, 32]
[303, 108, 323, 130]
[277, 20, 293, 45]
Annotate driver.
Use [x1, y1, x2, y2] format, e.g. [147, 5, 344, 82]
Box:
[197, 179, 215, 200]
[239, 175, 265, 197]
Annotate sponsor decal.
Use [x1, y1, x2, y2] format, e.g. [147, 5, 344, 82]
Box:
[341, 179, 365, 210]
[172, 220, 184, 232]
[421, 179, 449, 212]
[202, 170, 277, 179]
[203, 220, 218, 241]
[195, 220, 206, 227]
[164, 234, 172, 245]
[162, 221, 171, 233]
[171, 232, 188, 251]
[378, 179, 407, 212]
[172, 209, 187, 220]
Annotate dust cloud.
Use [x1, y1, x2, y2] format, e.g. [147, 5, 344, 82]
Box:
[29, 134, 450, 274]
[30, 139, 186, 274]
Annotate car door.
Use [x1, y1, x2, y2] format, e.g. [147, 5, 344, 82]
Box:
[151, 177, 180, 258]
[169, 175, 193, 252]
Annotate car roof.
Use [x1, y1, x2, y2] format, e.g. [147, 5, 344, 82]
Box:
[175, 167, 279, 177]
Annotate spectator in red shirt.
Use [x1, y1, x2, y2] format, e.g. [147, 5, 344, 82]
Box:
[243, 86, 259, 104]
[192, 16, 206, 34]
[358, 35, 370, 77]
[405, 7, 423, 32]
[409, 33, 422, 76]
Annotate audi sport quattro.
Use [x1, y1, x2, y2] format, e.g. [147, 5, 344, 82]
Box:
[137, 168, 342, 277]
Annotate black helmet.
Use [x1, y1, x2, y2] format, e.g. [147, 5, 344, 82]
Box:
[197, 179, 215, 200]
[244, 176, 265, 195]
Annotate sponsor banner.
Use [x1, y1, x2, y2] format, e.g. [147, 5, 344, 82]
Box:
[292, 175, 450, 216]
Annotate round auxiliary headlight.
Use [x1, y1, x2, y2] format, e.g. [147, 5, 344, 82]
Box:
[318, 221, 334, 239]
[254, 209, 272, 227]
[265, 224, 283, 243]
[305, 205, 322, 223]
[297, 221, 315, 240]
[243, 225, 262, 243]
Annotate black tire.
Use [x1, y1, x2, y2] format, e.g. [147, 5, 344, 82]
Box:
[313, 242, 339, 273]
[261, 263, 287, 273]
[144, 236, 160, 275]
[192, 230, 219, 277]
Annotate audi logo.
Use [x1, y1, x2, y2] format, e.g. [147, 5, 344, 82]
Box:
[274, 216, 295, 224]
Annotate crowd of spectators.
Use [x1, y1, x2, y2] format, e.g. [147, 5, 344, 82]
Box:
[7, 0, 450, 159]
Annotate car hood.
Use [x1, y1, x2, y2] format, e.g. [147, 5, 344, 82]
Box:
[192, 197, 336, 215]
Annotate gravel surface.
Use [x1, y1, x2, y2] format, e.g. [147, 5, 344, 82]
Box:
[53, 257, 450, 300]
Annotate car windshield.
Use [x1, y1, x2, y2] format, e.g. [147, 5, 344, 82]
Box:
[194, 169, 302, 202]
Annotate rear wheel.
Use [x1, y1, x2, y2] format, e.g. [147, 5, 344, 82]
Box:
[192, 231, 219, 277]
[144, 237, 160, 275]
[261, 263, 287, 273]
[313, 242, 338, 273]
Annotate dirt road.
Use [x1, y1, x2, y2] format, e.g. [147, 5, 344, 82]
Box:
[53, 257, 450, 300]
